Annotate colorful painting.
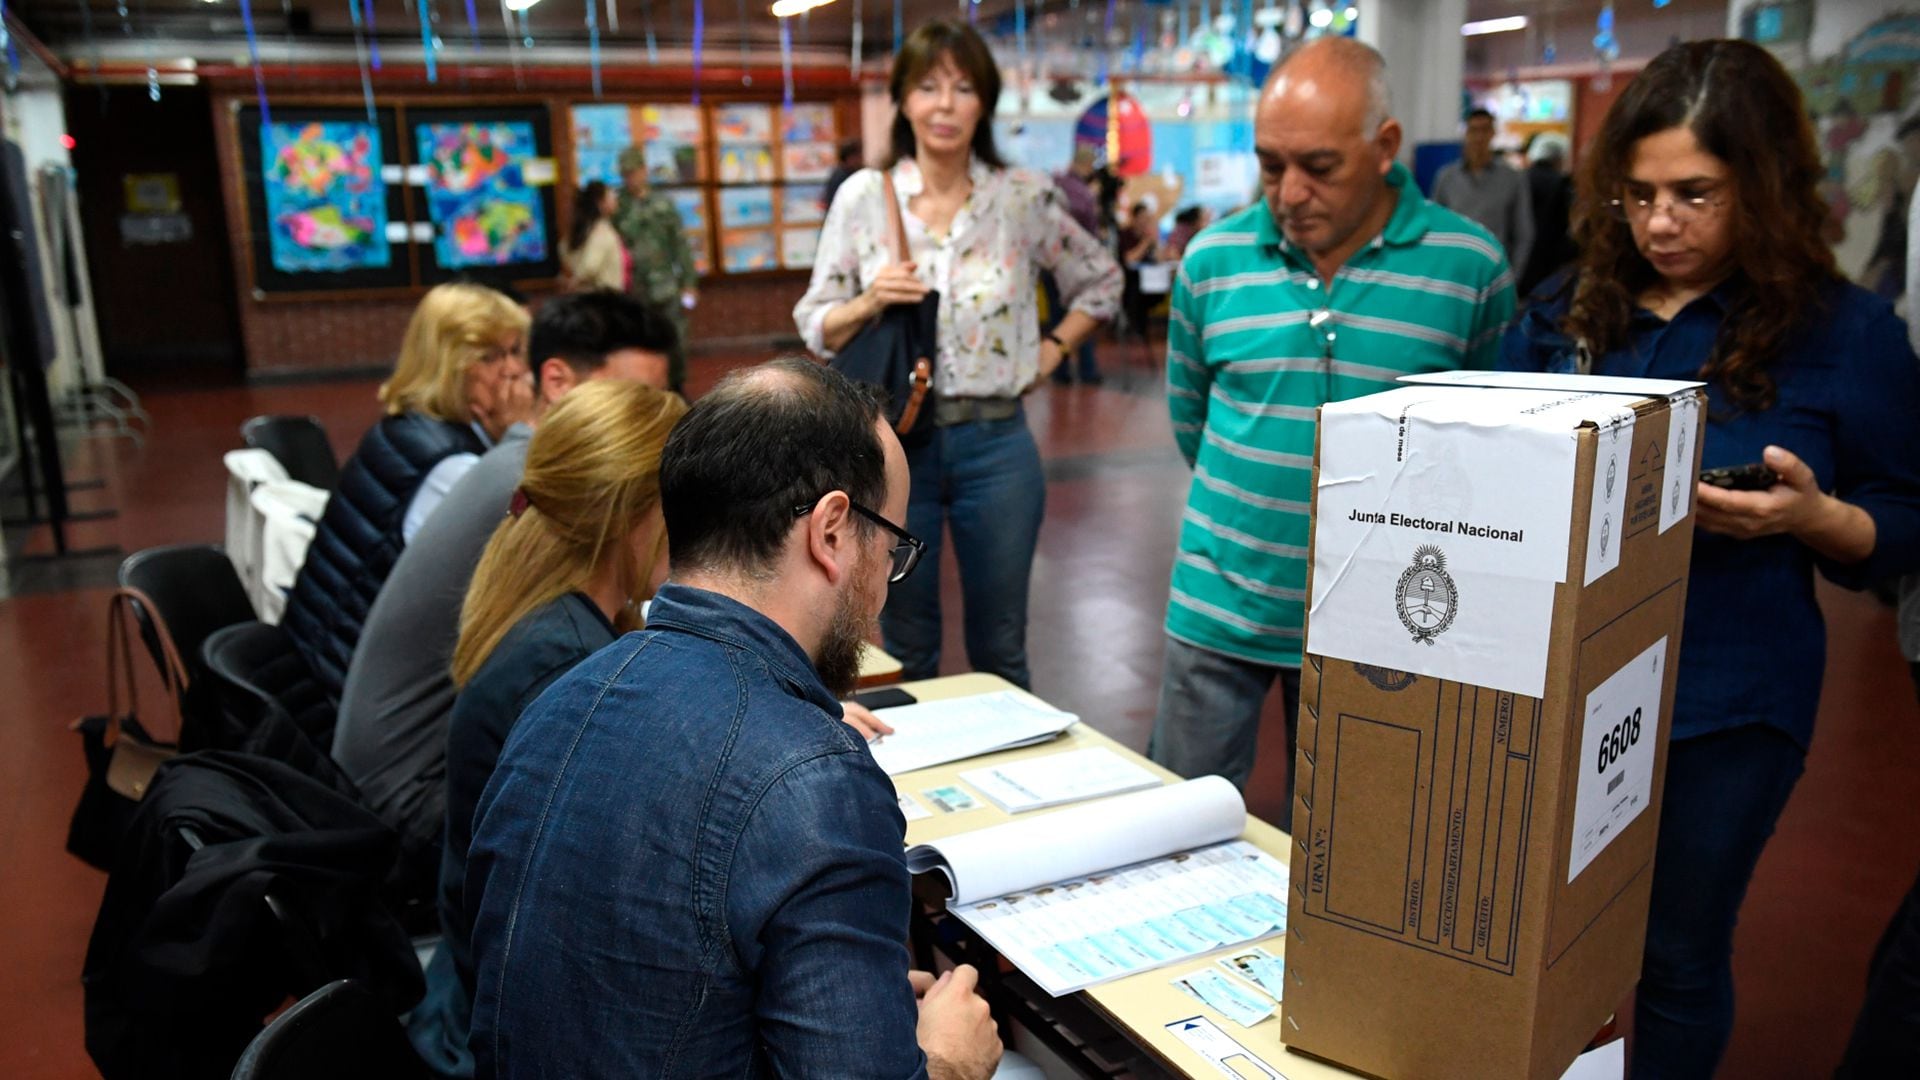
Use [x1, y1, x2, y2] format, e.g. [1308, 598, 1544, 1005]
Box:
[782, 184, 825, 225]
[667, 189, 711, 276]
[259, 120, 391, 273]
[716, 103, 773, 142]
[782, 103, 836, 143]
[720, 186, 776, 229]
[721, 229, 778, 273]
[782, 142, 837, 182]
[718, 144, 776, 183]
[571, 103, 633, 187]
[416, 120, 549, 269]
[782, 226, 819, 270]
[639, 104, 705, 145]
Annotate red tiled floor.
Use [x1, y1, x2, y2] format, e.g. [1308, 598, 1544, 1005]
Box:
[3, 344, 1916, 1077]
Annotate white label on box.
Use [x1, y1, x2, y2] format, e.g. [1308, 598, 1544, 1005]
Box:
[1659, 393, 1701, 534]
[1583, 409, 1636, 585]
[1569, 636, 1666, 883]
[1163, 1016, 1284, 1078]
[1310, 386, 1602, 699]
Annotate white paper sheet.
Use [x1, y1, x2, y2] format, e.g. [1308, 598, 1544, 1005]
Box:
[1584, 410, 1637, 585]
[867, 692, 1078, 776]
[959, 748, 1160, 813]
[1560, 1039, 1626, 1080]
[1164, 1016, 1284, 1079]
[1568, 637, 1666, 883]
[905, 776, 1247, 904]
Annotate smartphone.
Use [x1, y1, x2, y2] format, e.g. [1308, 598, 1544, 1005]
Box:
[850, 687, 917, 710]
[1701, 462, 1779, 491]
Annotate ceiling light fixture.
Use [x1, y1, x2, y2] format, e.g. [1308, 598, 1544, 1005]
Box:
[1461, 16, 1528, 36]
[505, 0, 543, 12]
[771, 0, 833, 16]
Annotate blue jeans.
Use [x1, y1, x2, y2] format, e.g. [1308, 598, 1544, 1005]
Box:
[1634, 723, 1806, 1080]
[1147, 636, 1301, 833]
[883, 410, 1046, 688]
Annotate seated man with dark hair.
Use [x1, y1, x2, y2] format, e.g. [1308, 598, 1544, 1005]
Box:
[333, 288, 679, 918]
[466, 358, 1003, 1079]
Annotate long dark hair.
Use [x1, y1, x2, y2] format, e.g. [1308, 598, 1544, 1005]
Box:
[887, 20, 1005, 169]
[1565, 39, 1835, 410]
[569, 180, 610, 253]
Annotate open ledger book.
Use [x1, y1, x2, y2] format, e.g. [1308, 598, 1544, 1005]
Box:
[905, 777, 1290, 996]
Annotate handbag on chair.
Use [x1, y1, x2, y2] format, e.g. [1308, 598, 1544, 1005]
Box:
[829, 171, 942, 440]
[66, 587, 185, 870]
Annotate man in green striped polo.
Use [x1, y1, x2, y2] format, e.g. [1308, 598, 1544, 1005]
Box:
[1151, 37, 1515, 831]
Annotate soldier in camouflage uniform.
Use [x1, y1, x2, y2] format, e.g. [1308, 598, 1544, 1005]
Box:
[613, 145, 699, 391]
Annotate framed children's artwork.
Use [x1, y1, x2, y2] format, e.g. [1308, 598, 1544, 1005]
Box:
[237, 105, 410, 292]
[408, 106, 562, 283]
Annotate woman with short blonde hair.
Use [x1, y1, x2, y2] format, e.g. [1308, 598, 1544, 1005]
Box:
[281, 281, 535, 700]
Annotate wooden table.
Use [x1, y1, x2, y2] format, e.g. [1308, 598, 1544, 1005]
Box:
[856, 641, 905, 688]
[889, 673, 1365, 1080]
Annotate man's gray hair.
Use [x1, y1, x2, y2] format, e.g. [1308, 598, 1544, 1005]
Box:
[1267, 37, 1394, 133]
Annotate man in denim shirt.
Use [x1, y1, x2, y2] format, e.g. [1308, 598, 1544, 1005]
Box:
[465, 358, 1002, 1079]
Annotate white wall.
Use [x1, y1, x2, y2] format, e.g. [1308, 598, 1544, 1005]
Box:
[1361, 0, 1470, 155]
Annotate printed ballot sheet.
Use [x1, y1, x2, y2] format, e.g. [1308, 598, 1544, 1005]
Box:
[867, 692, 1078, 776]
[959, 748, 1160, 813]
[907, 779, 1288, 996]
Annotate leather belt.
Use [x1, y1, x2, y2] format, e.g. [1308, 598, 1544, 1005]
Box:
[932, 396, 1021, 427]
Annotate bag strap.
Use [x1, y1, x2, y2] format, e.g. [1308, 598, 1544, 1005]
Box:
[104, 586, 189, 744]
[880, 170, 909, 266]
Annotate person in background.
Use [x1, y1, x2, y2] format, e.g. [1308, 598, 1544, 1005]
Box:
[465, 359, 1003, 1079]
[1832, 171, 1920, 1080]
[1520, 134, 1578, 297]
[1433, 107, 1535, 275]
[1499, 41, 1920, 1079]
[821, 137, 865, 214]
[795, 20, 1121, 689]
[1118, 198, 1162, 343]
[1152, 38, 1513, 832]
[613, 145, 698, 392]
[281, 282, 533, 703]
[405, 379, 685, 1079]
[332, 290, 677, 931]
[1163, 205, 1210, 263]
[561, 181, 627, 293]
[1049, 145, 1105, 385]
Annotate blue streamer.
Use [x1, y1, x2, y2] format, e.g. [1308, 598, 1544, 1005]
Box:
[347, 0, 376, 121]
[418, 0, 437, 83]
[692, 0, 704, 103]
[780, 16, 794, 110]
[893, 0, 902, 52]
[645, 0, 658, 63]
[1016, 0, 1027, 61]
[363, 0, 381, 70]
[465, 0, 480, 46]
[238, 0, 270, 124]
[587, 0, 602, 98]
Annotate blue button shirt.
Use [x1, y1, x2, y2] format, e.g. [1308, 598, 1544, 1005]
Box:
[465, 584, 927, 1079]
[1501, 278, 1920, 747]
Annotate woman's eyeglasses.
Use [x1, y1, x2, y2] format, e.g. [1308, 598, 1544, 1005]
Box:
[793, 499, 927, 583]
[1607, 188, 1726, 225]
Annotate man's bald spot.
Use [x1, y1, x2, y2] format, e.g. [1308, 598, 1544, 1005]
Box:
[1261, 37, 1393, 135]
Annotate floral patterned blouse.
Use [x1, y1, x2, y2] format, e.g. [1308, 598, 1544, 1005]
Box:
[795, 156, 1123, 398]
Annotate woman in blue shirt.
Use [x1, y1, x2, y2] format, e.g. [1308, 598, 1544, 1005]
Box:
[1501, 41, 1920, 1079]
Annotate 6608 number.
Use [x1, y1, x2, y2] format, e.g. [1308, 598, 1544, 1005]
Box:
[1597, 707, 1643, 773]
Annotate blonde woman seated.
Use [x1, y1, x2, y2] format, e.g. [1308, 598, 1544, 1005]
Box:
[282, 281, 535, 701]
[410, 378, 683, 1077]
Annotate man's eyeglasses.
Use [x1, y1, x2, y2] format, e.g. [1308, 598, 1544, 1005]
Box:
[1607, 188, 1726, 225]
[793, 498, 927, 583]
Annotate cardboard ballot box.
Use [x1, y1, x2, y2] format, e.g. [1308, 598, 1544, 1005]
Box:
[1282, 372, 1706, 1080]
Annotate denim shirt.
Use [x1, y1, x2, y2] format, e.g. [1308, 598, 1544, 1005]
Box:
[1500, 277, 1920, 747]
[465, 584, 926, 1079]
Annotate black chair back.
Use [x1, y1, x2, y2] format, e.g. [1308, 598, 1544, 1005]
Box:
[230, 979, 424, 1080]
[118, 545, 257, 744]
[201, 621, 343, 771]
[242, 415, 341, 492]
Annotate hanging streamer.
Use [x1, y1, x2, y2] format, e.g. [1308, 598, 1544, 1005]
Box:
[364, 0, 382, 70]
[282, 0, 295, 70]
[606, 0, 619, 33]
[587, 0, 603, 97]
[143, 0, 163, 99]
[347, 0, 376, 121]
[238, 0, 271, 123]
[851, 0, 862, 78]
[498, 0, 524, 89]
[644, 0, 658, 62]
[692, 0, 705, 103]
[466, 0, 481, 46]
[893, 0, 902, 53]
[418, 0, 438, 82]
[737, 0, 751, 86]
[779, 16, 794, 111]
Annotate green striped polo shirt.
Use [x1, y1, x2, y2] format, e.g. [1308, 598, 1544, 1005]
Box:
[1165, 163, 1515, 668]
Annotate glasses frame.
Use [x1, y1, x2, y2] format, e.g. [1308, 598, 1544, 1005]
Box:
[1606, 188, 1727, 225]
[792, 497, 927, 583]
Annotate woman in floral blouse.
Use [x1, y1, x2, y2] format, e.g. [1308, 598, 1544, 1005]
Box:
[794, 20, 1121, 690]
